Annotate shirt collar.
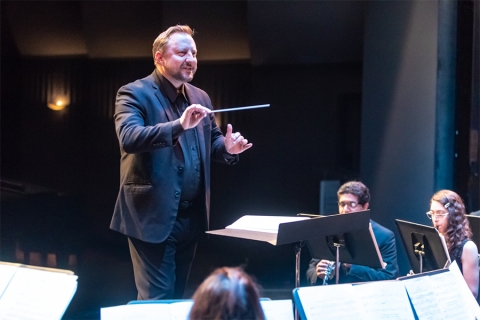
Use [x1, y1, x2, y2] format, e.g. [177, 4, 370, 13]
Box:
[155, 69, 186, 104]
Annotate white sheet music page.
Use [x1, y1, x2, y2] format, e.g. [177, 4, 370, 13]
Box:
[226, 215, 309, 233]
[169, 301, 194, 320]
[260, 299, 294, 320]
[101, 300, 287, 320]
[427, 269, 475, 319]
[402, 266, 476, 320]
[0, 267, 77, 320]
[352, 281, 414, 319]
[101, 304, 174, 320]
[297, 284, 367, 320]
[448, 261, 480, 319]
[0, 265, 18, 299]
[402, 276, 444, 320]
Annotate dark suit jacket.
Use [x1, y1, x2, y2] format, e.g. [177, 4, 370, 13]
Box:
[111, 70, 237, 243]
[306, 220, 399, 284]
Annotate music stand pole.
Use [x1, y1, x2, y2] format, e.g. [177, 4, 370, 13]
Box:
[294, 241, 304, 320]
[414, 242, 425, 273]
[420, 254, 423, 274]
[334, 242, 344, 285]
[295, 241, 304, 288]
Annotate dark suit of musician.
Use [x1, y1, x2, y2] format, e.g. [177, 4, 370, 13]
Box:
[306, 220, 399, 284]
[111, 26, 252, 300]
[306, 181, 399, 285]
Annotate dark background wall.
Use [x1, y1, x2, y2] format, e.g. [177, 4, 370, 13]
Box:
[0, 1, 478, 318]
[361, 1, 439, 274]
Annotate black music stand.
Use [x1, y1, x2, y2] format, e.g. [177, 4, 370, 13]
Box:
[395, 219, 450, 274]
[206, 215, 325, 289]
[305, 210, 384, 284]
[207, 213, 374, 320]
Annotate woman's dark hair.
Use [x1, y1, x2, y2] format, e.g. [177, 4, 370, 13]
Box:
[431, 189, 471, 252]
[189, 267, 265, 320]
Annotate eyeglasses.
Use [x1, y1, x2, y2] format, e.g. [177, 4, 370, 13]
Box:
[338, 201, 359, 209]
[426, 210, 449, 219]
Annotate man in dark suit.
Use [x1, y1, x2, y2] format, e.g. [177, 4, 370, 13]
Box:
[111, 25, 252, 300]
[306, 181, 399, 285]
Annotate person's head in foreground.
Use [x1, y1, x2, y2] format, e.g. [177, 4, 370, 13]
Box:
[189, 267, 266, 320]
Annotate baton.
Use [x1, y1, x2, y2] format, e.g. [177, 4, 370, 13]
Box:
[211, 104, 270, 113]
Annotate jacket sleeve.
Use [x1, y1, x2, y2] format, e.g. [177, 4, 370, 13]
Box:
[206, 96, 239, 165]
[115, 83, 182, 154]
[306, 258, 320, 285]
[341, 229, 399, 282]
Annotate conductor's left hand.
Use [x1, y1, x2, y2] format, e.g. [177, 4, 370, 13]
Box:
[225, 124, 252, 155]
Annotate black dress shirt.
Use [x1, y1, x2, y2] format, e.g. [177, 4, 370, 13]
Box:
[156, 72, 202, 202]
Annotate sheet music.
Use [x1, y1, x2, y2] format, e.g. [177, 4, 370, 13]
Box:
[295, 266, 478, 320]
[260, 299, 294, 320]
[169, 301, 194, 320]
[0, 267, 77, 320]
[101, 300, 291, 320]
[428, 270, 474, 319]
[225, 215, 309, 233]
[296, 284, 367, 320]
[352, 281, 414, 319]
[401, 268, 475, 320]
[0, 265, 18, 299]
[401, 276, 443, 320]
[448, 261, 480, 319]
[101, 304, 177, 320]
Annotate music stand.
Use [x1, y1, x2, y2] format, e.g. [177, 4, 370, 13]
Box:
[467, 215, 480, 249]
[306, 210, 384, 284]
[206, 215, 326, 288]
[395, 219, 450, 274]
[207, 213, 372, 320]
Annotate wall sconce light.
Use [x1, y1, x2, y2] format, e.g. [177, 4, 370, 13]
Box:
[47, 95, 69, 111]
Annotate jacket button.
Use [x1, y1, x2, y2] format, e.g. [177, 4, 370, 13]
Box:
[175, 191, 180, 198]
[178, 167, 184, 173]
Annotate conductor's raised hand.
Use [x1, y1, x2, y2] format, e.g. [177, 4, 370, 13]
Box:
[180, 104, 211, 130]
[225, 124, 252, 155]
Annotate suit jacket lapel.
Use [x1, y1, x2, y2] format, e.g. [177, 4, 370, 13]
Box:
[151, 71, 186, 157]
[151, 70, 175, 122]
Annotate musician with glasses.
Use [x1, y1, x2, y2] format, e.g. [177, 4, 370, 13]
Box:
[427, 189, 478, 298]
[306, 181, 399, 285]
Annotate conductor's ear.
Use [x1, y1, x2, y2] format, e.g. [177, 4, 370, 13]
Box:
[154, 51, 163, 66]
[363, 203, 370, 210]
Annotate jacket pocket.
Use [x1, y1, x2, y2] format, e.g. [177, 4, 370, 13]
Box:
[124, 184, 156, 218]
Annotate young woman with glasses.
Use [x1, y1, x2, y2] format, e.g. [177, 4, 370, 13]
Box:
[427, 189, 479, 298]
